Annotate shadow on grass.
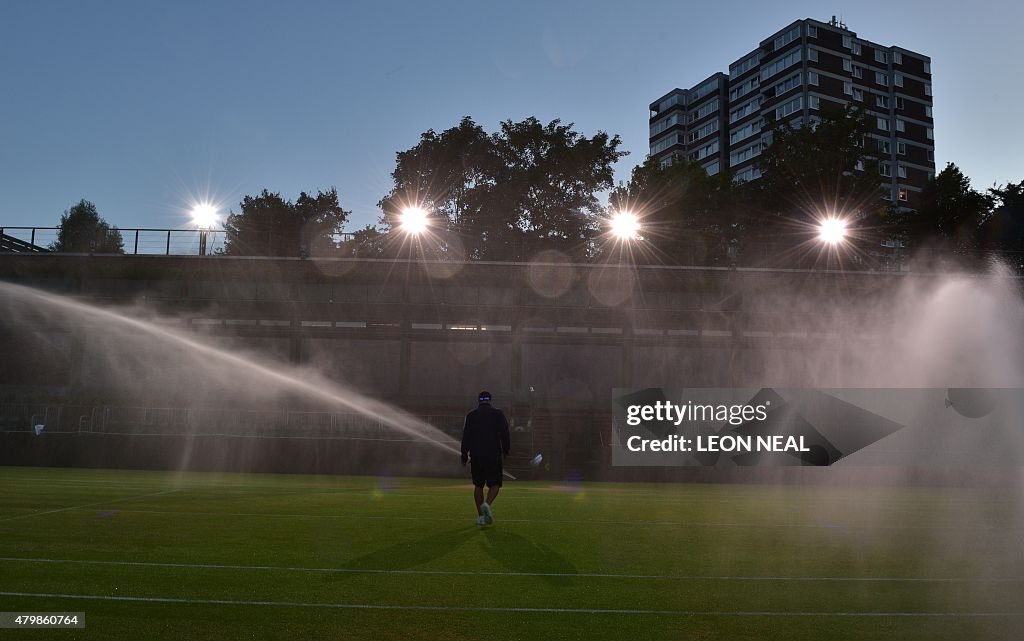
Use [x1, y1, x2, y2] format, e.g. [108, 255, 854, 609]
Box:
[322, 525, 479, 582]
[480, 529, 577, 586]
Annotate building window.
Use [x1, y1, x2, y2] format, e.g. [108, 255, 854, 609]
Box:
[876, 95, 889, 108]
[774, 26, 800, 50]
[924, 61, 931, 74]
[853, 66, 863, 79]
[808, 71, 819, 86]
[894, 73, 904, 87]
[926, 127, 934, 140]
[855, 159, 864, 171]
[896, 96, 905, 110]
[729, 141, 763, 166]
[695, 99, 719, 120]
[650, 134, 682, 155]
[925, 105, 933, 118]
[808, 24, 817, 37]
[842, 58, 852, 72]
[853, 88, 863, 101]
[775, 96, 802, 119]
[844, 81, 853, 95]
[875, 50, 889, 64]
[771, 73, 802, 97]
[877, 117, 889, 131]
[729, 97, 760, 123]
[895, 119, 906, 132]
[808, 95, 820, 110]
[893, 51, 903, 65]
[733, 167, 762, 183]
[730, 119, 762, 144]
[897, 165, 907, 178]
[760, 49, 802, 81]
[897, 142, 906, 155]
[880, 163, 891, 177]
[880, 140, 891, 154]
[927, 149, 934, 161]
[808, 48, 818, 62]
[852, 42, 862, 55]
[705, 161, 720, 176]
[729, 53, 761, 79]
[842, 35, 852, 48]
[876, 71, 888, 86]
[898, 188, 909, 202]
[925, 83, 932, 96]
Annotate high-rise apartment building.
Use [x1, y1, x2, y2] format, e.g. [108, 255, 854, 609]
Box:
[648, 18, 934, 207]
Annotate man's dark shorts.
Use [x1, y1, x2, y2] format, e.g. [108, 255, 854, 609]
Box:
[470, 455, 503, 488]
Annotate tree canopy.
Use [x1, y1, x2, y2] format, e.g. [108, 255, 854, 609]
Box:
[50, 199, 124, 254]
[754, 105, 885, 224]
[608, 157, 743, 265]
[223, 188, 349, 257]
[379, 116, 626, 261]
[980, 180, 1024, 257]
[892, 163, 994, 255]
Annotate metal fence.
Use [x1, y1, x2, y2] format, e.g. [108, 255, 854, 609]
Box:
[0, 226, 228, 256]
[3, 225, 1022, 271]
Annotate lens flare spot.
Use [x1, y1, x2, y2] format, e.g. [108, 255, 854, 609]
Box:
[818, 218, 847, 244]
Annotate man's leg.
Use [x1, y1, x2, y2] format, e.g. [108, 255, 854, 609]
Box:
[474, 486, 485, 516]
[485, 486, 500, 506]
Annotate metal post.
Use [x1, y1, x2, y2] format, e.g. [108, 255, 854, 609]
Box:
[134, 230, 139, 255]
[166, 230, 171, 255]
[30, 228, 36, 246]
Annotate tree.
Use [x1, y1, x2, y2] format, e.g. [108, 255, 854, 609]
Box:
[51, 199, 124, 253]
[980, 179, 1024, 266]
[608, 157, 742, 265]
[337, 225, 389, 258]
[379, 116, 626, 261]
[378, 117, 495, 259]
[755, 105, 885, 226]
[223, 188, 349, 257]
[896, 163, 994, 254]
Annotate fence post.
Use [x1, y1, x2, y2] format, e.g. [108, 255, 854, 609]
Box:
[166, 230, 171, 255]
[134, 230, 139, 255]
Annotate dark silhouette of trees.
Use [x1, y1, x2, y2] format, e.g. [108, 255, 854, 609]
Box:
[981, 180, 1024, 256]
[754, 105, 885, 229]
[337, 225, 389, 258]
[379, 116, 625, 261]
[609, 157, 743, 265]
[51, 199, 124, 254]
[223, 188, 349, 257]
[893, 163, 994, 255]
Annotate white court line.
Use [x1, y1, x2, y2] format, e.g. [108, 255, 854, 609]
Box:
[0, 478, 1007, 510]
[68, 508, 1022, 532]
[1, 556, 1019, 584]
[1, 592, 1021, 617]
[0, 489, 180, 523]
[0, 475, 995, 501]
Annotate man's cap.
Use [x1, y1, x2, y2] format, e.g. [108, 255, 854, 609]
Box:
[478, 391, 492, 402]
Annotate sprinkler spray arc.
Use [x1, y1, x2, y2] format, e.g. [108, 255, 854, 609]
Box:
[1, 282, 516, 479]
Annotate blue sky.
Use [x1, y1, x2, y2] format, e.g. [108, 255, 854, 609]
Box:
[2, 0, 1021, 231]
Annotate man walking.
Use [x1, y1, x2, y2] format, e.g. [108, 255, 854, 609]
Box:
[461, 391, 510, 526]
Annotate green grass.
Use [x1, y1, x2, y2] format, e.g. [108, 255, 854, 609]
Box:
[0, 467, 1022, 640]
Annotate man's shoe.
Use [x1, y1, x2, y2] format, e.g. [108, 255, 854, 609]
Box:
[481, 502, 493, 525]
[476, 515, 486, 526]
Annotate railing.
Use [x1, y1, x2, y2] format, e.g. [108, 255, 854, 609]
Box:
[3, 225, 1022, 272]
[1, 226, 229, 256]
[0, 227, 359, 257]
